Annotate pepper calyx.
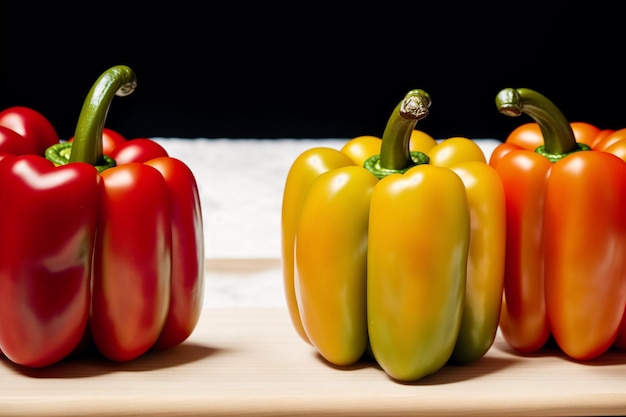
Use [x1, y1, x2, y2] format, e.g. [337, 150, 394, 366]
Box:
[45, 142, 116, 173]
[364, 151, 429, 179]
[535, 143, 591, 163]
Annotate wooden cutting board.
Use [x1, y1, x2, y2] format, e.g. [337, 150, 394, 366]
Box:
[1, 306, 625, 416]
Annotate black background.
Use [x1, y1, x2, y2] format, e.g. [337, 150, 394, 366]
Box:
[1, 0, 624, 141]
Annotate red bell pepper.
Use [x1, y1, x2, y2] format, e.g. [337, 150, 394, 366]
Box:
[490, 87, 626, 360]
[0, 65, 204, 367]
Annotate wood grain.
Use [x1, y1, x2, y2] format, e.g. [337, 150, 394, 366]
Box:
[1, 261, 625, 416]
[2, 308, 625, 416]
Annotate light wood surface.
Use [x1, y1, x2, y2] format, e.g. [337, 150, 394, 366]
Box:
[1, 262, 625, 416]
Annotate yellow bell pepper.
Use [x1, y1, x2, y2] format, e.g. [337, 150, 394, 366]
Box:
[281, 89, 506, 382]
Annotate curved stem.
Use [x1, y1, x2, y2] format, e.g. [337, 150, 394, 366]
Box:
[380, 89, 431, 169]
[496, 87, 584, 158]
[68, 65, 137, 165]
[364, 89, 431, 178]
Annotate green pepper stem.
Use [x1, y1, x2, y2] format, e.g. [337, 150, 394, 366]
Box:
[496, 87, 587, 160]
[68, 65, 137, 166]
[380, 89, 431, 170]
[364, 89, 431, 178]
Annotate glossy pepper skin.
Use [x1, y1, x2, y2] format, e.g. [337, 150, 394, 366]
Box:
[282, 90, 506, 381]
[0, 125, 38, 159]
[0, 106, 59, 156]
[490, 88, 626, 360]
[0, 65, 204, 367]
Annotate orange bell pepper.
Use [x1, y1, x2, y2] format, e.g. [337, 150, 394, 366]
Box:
[490, 87, 626, 360]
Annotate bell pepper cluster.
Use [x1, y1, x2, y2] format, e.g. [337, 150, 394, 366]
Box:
[490, 87, 626, 361]
[281, 90, 506, 382]
[0, 65, 205, 367]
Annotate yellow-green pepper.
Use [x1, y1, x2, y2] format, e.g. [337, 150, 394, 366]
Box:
[281, 89, 506, 382]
